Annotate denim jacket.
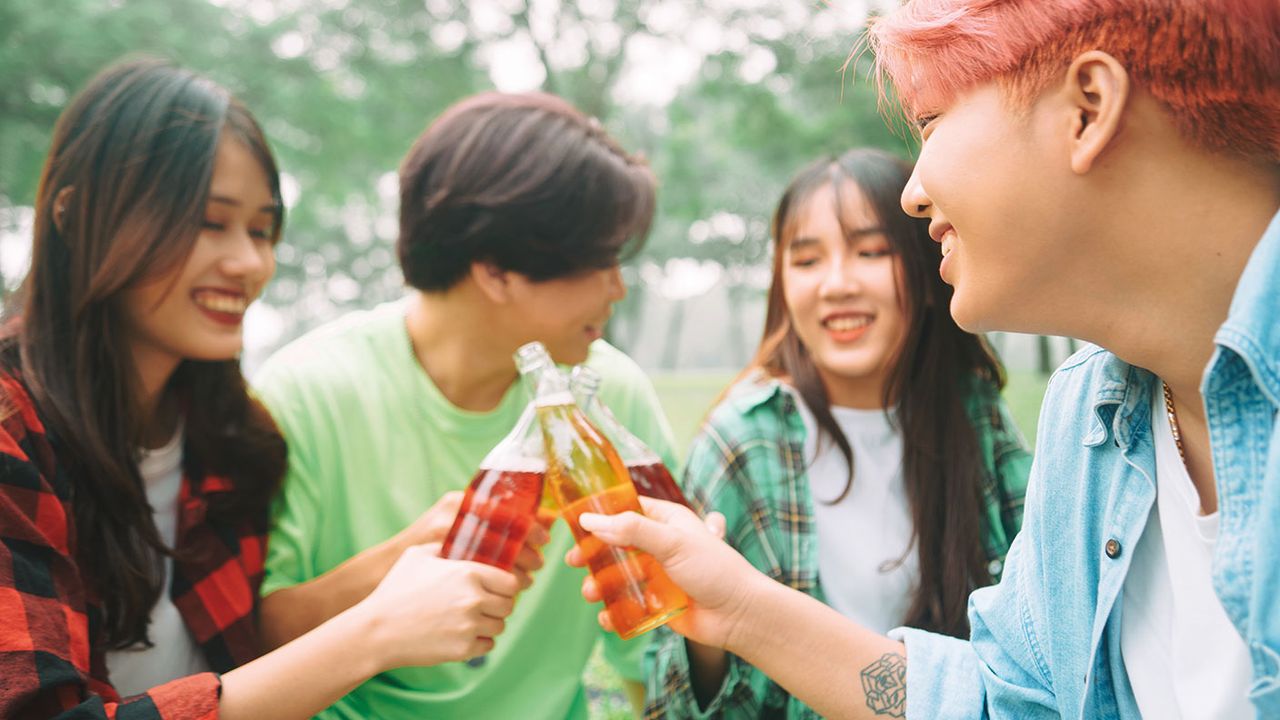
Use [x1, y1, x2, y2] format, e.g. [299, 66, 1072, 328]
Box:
[896, 209, 1280, 719]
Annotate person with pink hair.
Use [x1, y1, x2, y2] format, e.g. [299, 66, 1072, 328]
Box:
[568, 1, 1280, 718]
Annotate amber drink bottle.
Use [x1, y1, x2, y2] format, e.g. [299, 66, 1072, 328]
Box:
[569, 365, 692, 510]
[515, 342, 687, 639]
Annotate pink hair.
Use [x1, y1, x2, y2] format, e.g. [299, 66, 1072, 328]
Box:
[868, 0, 1280, 161]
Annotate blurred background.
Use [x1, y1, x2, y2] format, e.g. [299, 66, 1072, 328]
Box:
[0, 1, 1079, 715]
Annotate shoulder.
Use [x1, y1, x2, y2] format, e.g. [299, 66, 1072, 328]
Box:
[0, 369, 51, 465]
[252, 301, 407, 404]
[584, 340, 652, 388]
[689, 375, 800, 464]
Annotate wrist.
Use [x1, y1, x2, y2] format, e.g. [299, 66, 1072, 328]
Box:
[721, 572, 780, 659]
[335, 599, 393, 677]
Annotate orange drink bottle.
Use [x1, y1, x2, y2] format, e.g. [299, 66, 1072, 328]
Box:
[515, 342, 688, 639]
[569, 365, 693, 510]
[440, 404, 546, 571]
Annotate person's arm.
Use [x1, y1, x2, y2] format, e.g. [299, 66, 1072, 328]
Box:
[570, 500, 906, 719]
[222, 545, 519, 719]
[259, 491, 547, 649]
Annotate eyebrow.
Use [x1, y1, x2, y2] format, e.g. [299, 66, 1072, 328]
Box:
[846, 226, 888, 239]
[208, 195, 280, 214]
[788, 236, 822, 250]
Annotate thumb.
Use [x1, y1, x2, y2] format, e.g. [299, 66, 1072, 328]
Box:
[578, 510, 680, 562]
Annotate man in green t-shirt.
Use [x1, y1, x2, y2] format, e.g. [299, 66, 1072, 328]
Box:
[252, 92, 676, 720]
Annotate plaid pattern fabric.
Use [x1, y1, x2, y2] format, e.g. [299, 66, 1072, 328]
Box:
[645, 375, 1032, 719]
[0, 372, 266, 719]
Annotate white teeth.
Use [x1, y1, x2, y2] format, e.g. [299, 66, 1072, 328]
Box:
[941, 230, 956, 259]
[194, 292, 248, 314]
[823, 316, 870, 332]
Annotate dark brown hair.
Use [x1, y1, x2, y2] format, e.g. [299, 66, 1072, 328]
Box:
[4, 57, 287, 649]
[397, 91, 656, 291]
[747, 148, 1004, 637]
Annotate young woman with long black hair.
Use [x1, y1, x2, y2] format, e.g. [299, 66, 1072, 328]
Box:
[0, 58, 521, 719]
[645, 148, 1031, 717]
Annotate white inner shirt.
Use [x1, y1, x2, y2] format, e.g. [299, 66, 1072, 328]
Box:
[1119, 389, 1252, 719]
[105, 424, 210, 696]
[795, 394, 917, 634]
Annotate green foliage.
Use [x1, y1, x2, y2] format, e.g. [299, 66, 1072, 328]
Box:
[1, 0, 915, 352]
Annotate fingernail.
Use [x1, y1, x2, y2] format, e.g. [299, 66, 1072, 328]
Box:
[578, 513, 607, 531]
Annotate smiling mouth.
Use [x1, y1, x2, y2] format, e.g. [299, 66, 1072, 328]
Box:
[823, 316, 871, 332]
[940, 228, 957, 259]
[192, 289, 249, 315]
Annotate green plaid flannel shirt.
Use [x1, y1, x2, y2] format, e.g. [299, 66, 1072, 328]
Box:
[644, 375, 1032, 719]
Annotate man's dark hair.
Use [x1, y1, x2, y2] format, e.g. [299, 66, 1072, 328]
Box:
[397, 92, 656, 291]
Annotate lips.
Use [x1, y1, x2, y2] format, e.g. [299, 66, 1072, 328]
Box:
[821, 312, 873, 342]
[940, 227, 957, 259]
[822, 315, 870, 332]
[192, 288, 249, 316]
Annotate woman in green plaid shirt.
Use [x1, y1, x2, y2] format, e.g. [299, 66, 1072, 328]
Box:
[645, 149, 1031, 718]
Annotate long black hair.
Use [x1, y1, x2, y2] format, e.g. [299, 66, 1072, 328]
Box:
[746, 148, 1005, 637]
[4, 57, 287, 649]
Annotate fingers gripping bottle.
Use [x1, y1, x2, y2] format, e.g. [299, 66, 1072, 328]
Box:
[439, 403, 545, 571]
[569, 365, 693, 509]
[515, 342, 688, 639]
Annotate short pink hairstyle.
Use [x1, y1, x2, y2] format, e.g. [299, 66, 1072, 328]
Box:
[868, 0, 1280, 161]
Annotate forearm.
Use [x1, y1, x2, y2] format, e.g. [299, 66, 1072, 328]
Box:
[726, 580, 906, 720]
[260, 537, 407, 648]
[220, 606, 381, 720]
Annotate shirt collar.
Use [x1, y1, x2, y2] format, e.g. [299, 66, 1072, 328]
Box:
[1213, 207, 1280, 406]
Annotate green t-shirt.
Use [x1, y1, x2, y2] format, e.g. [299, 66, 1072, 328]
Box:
[252, 300, 678, 720]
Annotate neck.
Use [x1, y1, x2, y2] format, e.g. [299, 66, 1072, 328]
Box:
[1057, 157, 1280, 417]
[131, 344, 182, 449]
[405, 289, 522, 412]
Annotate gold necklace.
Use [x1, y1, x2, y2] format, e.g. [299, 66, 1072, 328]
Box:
[1161, 381, 1186, 462]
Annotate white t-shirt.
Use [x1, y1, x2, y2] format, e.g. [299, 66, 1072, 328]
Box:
[1119, 389, 1252, 719]
[105, 425, 210, 696]
[795, 395, 917, 634]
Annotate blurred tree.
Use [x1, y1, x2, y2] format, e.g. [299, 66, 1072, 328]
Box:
[0, 0, 911, 367]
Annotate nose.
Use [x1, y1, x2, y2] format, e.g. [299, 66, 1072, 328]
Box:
[818, 251, 859, 300]
[223, 228, 275, 287]
[901, 163, 931, 219]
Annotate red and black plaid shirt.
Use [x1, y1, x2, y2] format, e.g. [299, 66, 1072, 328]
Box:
[0, 373, 267, 719]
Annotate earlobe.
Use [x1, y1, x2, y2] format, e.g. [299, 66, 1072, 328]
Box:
[470, 260, 513, 304]
[1065, 51, 1129, 175]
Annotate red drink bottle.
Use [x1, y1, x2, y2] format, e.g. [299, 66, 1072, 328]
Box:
[440, 404, 546, 571]
[570, 365, 692, 509]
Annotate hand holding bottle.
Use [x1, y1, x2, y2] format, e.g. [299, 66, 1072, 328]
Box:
[354, 543, 520, 670]
[566, 497, 768, 652]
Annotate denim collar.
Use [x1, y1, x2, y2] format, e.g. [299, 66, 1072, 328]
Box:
[1214, 208, 1280, 408]
[1082, 353, 1155, 451]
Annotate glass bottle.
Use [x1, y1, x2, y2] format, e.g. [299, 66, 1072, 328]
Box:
[569, 365, 692, 509]
[515, 342, 688, 640]
[439, 402, 545, 571]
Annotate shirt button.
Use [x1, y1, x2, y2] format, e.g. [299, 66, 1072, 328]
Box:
[1105, 539, 1122, 559]
[987, 559, 1004, 576]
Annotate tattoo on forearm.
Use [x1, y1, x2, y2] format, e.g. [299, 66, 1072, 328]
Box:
[860, 652, 906, 717]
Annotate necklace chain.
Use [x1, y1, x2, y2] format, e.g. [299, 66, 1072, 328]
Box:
[1161, 381, 1186, 462]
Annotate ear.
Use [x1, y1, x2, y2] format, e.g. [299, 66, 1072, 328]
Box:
[469, 260, 514, 304]
[52, 185, 74, 233]
[1064, 51, 1130, 175]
